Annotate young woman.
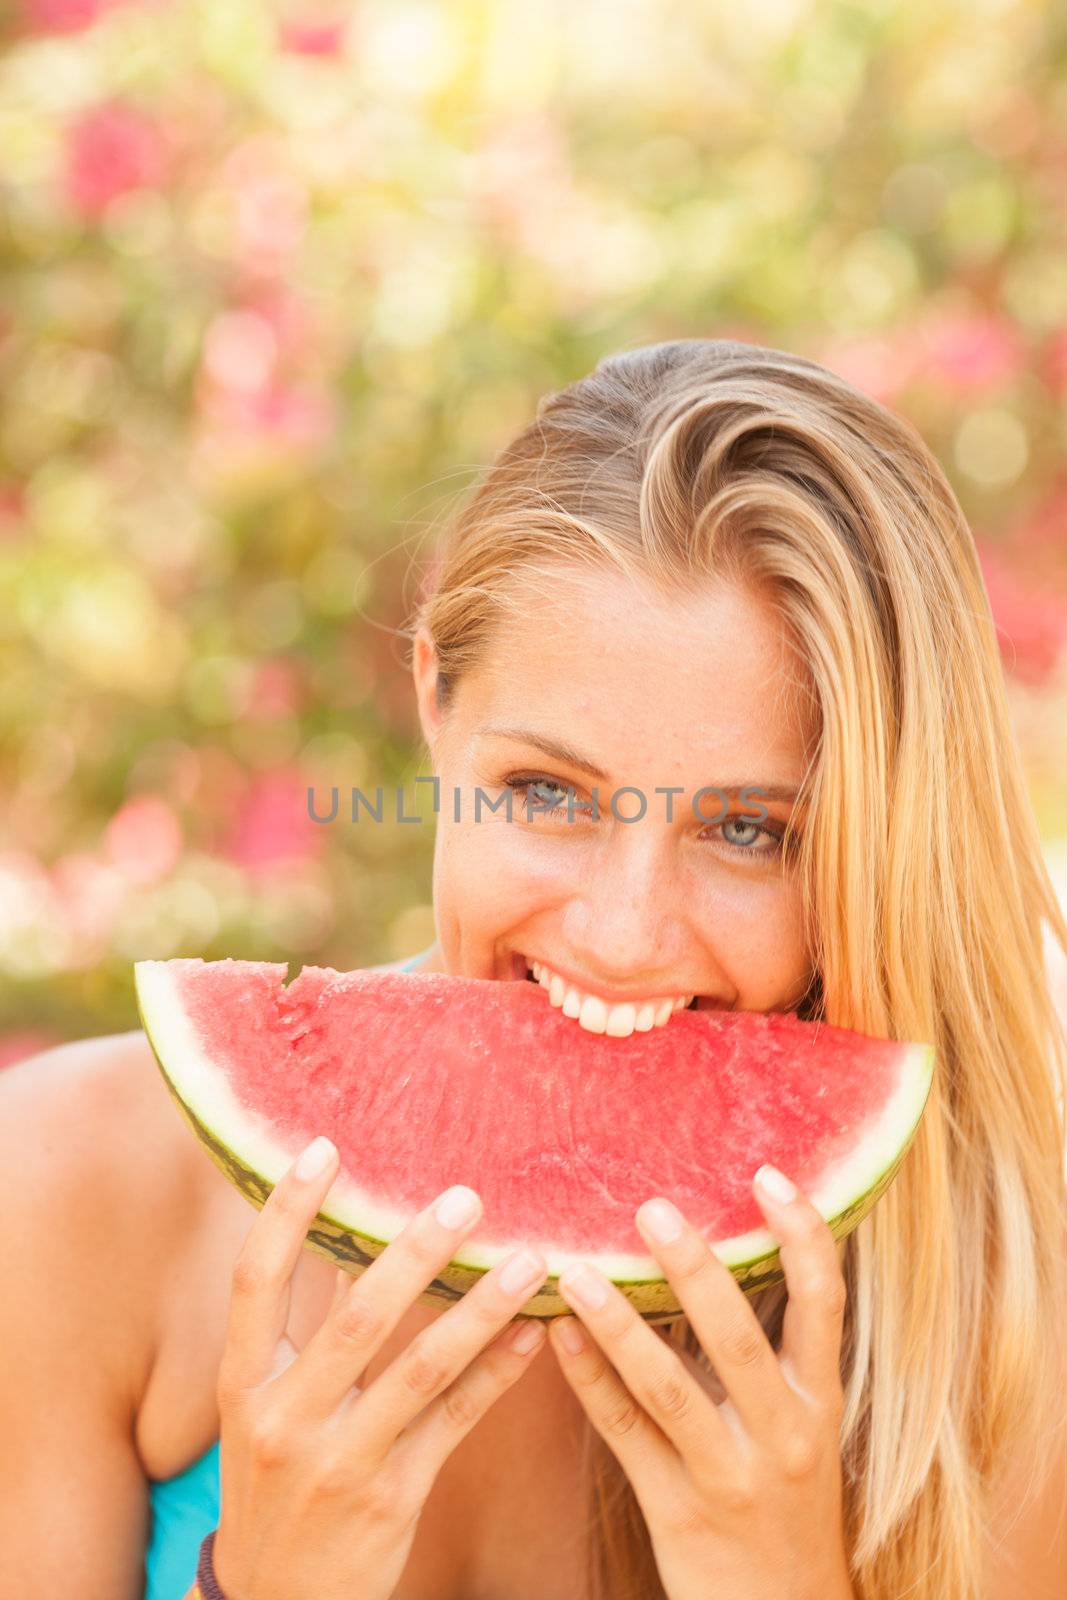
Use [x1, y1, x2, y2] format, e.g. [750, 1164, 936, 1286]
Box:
[4, 338, 1066, 1600]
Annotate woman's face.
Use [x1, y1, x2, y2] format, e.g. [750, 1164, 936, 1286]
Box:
[411, 565, 818, 1031]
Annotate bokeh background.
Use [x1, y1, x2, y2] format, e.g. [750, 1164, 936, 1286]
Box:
[2, 0, 1067, 1065]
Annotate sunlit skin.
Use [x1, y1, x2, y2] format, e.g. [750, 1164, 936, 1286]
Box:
[410, 564, 818, 1012]
[405, 567, 858, 1599]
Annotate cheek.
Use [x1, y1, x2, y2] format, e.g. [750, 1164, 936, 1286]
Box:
[699, 871, 811, 1008]
[434, 817, 570, 927]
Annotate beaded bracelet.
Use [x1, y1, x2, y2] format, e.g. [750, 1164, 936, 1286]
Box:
[195, 1528, 229, 1600]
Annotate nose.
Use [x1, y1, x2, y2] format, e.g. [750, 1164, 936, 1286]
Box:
[565, 823, 688, 987]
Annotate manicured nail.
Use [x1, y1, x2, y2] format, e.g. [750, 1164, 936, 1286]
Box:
[498, 1249, 546, 1295]
[554, 1316, 587, 1355]
[295, 1136, 336, 1180]
[638, 1197, 684, 1244]
[561, 1264, 609, 1309]
[754, 1163, 798, 1205]
[509, 1319, 545, 1355]
[434, 1185, 481, 1229]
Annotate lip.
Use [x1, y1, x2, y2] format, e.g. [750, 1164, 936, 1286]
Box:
[511, 949, 725, 1008]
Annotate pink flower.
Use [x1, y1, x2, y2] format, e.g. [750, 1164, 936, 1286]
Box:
[1010, 482, 1067, 567]
[1041, 326, 1067, 397]
[224, 767, 324, 872]
[50, 851, 127, 958]
[217, 138, 308, 274]
[0, 485, 25, 542]
[277, 13, 347, 56]
[236, 285, 320, 361]
[202, 310, 279, 395]
[104, 795, 183, 885]
[63, 99, 170, 219]
[252, 383, 333, 445]
[246, 658, 305, 720]
[18, 0, 168, 31]
[199, 377, 335, 450]
[819, 332, 918, 406]
[18, 0, 108, 33]
[978, 544, 1067, 686]
[196, 280, 333, 464]
[915, 310, 1024, 394]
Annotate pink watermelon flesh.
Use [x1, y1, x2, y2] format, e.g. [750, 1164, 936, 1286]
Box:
[135, 958, 933, 1273]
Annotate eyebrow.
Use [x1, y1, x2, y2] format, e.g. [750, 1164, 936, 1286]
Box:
[475, 724, 802, 803]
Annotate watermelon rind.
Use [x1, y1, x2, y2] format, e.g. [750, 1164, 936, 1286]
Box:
[134, 959, 934, 1323]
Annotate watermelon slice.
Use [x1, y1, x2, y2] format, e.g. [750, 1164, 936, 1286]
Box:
[133, 958, 934, 1322]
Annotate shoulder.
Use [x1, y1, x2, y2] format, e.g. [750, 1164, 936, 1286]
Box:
[0, 1034, 219, 1586]
[0, 1030, 207, 1411]
[0, 1026, 204, 1224]
[982, 1203, 1067, 1599]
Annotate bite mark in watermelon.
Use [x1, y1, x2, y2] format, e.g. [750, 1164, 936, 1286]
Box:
[133, 958, 934, 1322]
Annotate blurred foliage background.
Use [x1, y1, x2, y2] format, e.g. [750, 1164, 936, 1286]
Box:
[2, 0, 1067, 1064]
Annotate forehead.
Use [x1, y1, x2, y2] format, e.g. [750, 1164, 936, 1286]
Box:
[463, 564, 818, 787]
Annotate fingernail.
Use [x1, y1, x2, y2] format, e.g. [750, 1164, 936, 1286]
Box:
[755, 1163, 797, 1205]
[561, 1264, 609, 1309]
[434, 1184, 481, 1230]
[555, 1316, 586, 1355]
[638, 1197, 684, 1244]
[295, 1136, 335, 1181]
[509, 1319, 545, 1355]
[498, 1249, 546, 1295]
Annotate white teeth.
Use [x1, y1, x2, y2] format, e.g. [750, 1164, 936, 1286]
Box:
[605, 1002, 637, 1038]
[578, 994, 608, 1033]
[524, 957, 694, 1034]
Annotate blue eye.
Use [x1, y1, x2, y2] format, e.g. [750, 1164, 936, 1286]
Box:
[504, 776, 589, 818]
[719, 814, 781, 855]
[501, 774, 785, 858]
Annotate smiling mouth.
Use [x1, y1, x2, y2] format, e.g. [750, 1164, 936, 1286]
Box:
[512, 953, 729, 1039]
[522, 969, 699, 1008]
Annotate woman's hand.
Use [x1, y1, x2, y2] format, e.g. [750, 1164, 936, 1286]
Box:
[546, 1165, 856, 1600]
[210, 1136, 549, 1600]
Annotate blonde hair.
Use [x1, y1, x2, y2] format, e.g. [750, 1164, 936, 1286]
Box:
[405, 339, 1067, 1599]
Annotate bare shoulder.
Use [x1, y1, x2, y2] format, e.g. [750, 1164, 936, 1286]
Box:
[982, 1205, 1067, 1600]
[0, 1026, 206, 1214]
[0, 1032, 244, 1588]
[0, 1029, 210, 1409]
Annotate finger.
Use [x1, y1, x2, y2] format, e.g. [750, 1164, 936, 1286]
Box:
[395, 1317, 547, 1484]
[328, 1264, 351, 1317]
[632, 1195, 793, 1440]
[548, 1263, 723, 1464]
[220, 1135, 340, 1394]
[546, 1310, 678, 1497]
[276, 1183, 488, 1417]
[343, 1245, 550, 1461]
[751, 1166, 848, 1409]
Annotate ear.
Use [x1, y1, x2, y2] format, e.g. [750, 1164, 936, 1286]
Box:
[411, 626, 449, 753]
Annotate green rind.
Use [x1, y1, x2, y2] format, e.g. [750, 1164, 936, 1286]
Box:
[137, 981, 934, 1323]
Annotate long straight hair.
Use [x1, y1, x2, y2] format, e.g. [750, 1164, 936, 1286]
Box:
[407, 339, 1067, 1599]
